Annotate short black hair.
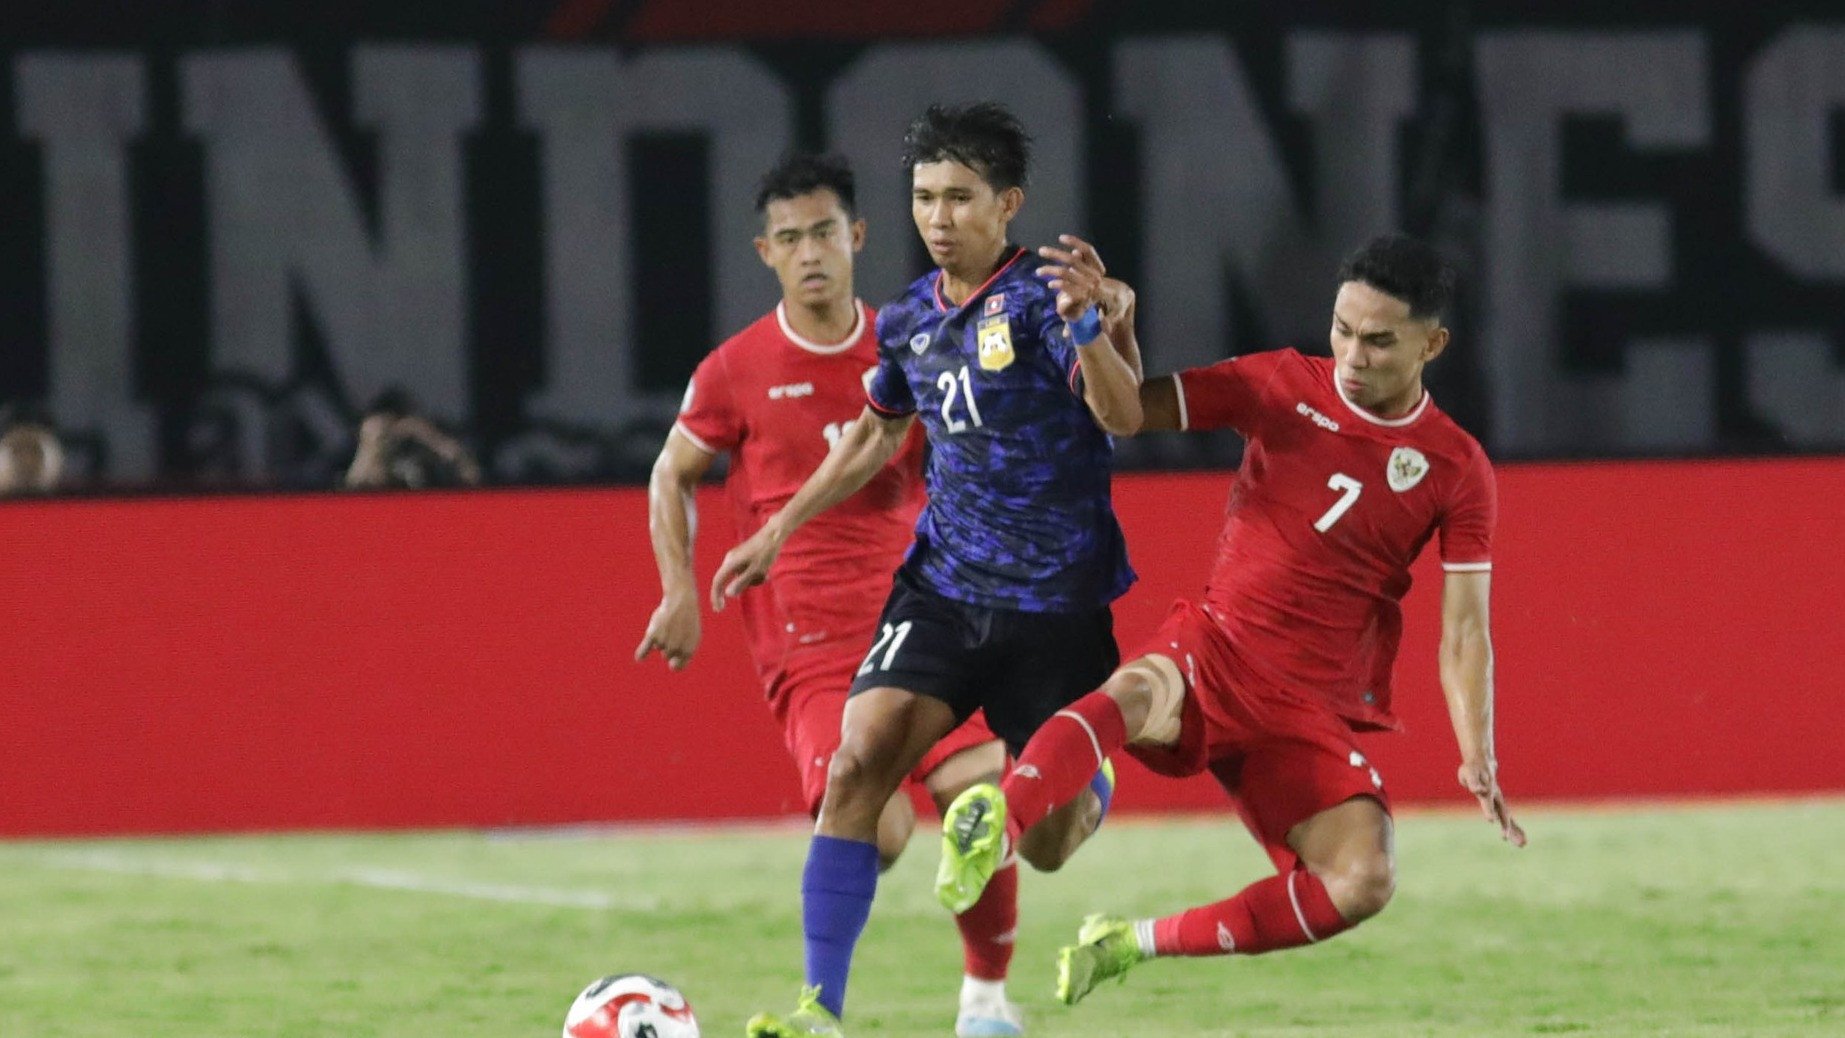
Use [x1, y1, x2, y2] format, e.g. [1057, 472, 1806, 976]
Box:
[900, 102, 1032, 192]
[754, 151, 857, 217]
[1336, 234, 1456, 321]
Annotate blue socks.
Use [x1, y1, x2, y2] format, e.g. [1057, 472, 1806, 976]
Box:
[801, 835, 879, 1019]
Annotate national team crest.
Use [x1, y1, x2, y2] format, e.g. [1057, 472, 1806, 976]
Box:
[976, 315, 1015, 371]
[1386, 446, 1430, 492]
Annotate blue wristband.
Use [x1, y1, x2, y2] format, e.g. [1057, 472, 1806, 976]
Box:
[1067, 306, 1103, 347]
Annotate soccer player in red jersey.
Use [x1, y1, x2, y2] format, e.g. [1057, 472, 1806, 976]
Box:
[636, 153, 1023, 1035]
[937, 234, 1527, 1004]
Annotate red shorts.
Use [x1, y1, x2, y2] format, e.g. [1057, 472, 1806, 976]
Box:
[769, 647, 1001, 816]
[1126, 600, 1392, 872]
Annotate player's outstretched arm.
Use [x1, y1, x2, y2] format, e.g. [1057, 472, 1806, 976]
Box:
[1133, 376, 1184, 433]
[1039, 235, 1143, 436]
[637, 428, 716, 670]
[1439, 570, 1527, 847]
[710, 406, 915, 611]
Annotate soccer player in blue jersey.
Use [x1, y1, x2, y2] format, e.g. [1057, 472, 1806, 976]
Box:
[712, 102, 1143, 1038]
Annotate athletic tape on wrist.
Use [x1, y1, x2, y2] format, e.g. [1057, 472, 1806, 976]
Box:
[1068, 306, 1103, 346]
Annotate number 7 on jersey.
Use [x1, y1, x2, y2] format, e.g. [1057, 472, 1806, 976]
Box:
[1314, 473, 1363, 533]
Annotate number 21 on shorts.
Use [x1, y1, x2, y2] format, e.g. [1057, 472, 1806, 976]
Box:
[857, 621, 914, 676]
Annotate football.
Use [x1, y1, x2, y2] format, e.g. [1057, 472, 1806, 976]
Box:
[562, 973, 701, 1038]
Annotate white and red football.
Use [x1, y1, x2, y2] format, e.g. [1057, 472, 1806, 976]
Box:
[563, 973, 700, 1038]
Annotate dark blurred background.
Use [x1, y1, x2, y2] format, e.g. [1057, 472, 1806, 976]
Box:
[2, 0, 1841, 490]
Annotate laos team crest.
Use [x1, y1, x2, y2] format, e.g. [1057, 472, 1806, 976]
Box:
[977, 315, 1014, 371]
[1386, 446, 1429, 492]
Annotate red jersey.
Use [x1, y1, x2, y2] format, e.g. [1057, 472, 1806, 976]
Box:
[676, 301, 925, 688]
[1172, 348, 1495, 730]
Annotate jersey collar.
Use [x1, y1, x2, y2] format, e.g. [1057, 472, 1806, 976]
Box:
[932, 246, 1028, 313]
[777, 300, 867, 355]
[1331, 367, 1432, 427]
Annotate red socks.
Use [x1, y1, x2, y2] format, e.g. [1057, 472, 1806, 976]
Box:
[1151, 866, 1352, 956]
[955, 861, 1018, 979]
[1002, 692, 1127, 840]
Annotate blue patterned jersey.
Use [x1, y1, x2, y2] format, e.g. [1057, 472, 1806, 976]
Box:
[866, 246, 1135, 612]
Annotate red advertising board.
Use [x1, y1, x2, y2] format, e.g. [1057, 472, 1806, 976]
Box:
[2, 457, 1840, 836]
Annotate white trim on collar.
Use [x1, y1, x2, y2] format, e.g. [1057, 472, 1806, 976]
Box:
[777, 300, 866, 355]
[1332, 367, 1431, 427]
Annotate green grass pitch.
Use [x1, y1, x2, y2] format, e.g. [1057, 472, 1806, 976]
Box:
[2, 798, 1840, 1036]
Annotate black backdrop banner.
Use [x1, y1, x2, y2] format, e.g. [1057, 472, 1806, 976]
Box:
[2, 1, 1842, 486]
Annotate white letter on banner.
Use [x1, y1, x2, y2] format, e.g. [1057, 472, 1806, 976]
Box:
[16, 54, 153, 477]
[520, 47, 791, 429]
[1743, 27, 1845, 446]
[1476, 31, 1711, 452]
[183, 46, 480, 420]
[1114, 35, 1413, 374]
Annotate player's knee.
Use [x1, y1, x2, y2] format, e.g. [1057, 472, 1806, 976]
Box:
[824, 742, 876, 792]
[1319, 853, 1396, 922]
[824, 738, 902, 802]
[1100, 669, 1157, 734]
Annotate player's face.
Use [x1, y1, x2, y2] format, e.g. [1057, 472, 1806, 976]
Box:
[1329, 280, 1450, 416]
[911, 160, 1022, 276]
[754, 189, 864, 310]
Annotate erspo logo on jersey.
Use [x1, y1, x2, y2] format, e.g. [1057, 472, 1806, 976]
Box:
[1296, 401, 1340, 432]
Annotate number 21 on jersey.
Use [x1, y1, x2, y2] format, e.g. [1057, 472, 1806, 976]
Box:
[937, 365, 984, 433]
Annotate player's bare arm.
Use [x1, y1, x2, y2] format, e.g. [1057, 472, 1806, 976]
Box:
[638, 428, 718, 670]
[1439, 569, 1527, 847]
[711, 405, 916, 610]
[1096, 277, 1143, 383]
[1129, 375, 1184, 434]
[1038, 235, 1142, 436]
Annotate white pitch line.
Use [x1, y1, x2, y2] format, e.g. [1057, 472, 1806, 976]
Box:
[22, 850, 658, 911]
[32, 850, 270, 884]
[334, 868, 654, 910]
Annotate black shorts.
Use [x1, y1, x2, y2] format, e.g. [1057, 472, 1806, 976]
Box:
[847, 569, 1119, 753]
